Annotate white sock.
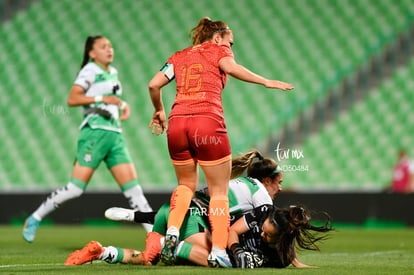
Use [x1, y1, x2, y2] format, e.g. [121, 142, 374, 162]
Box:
[166, 226, 180, 237]
[32, 182, 84, 220]
[176, 241, 185, 255]
[122, 183, 153, 232]
[99, 246, 119, 264]
[211, 246, 228, 257]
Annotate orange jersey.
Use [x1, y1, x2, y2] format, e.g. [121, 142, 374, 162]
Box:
[163, 42, 234, 119]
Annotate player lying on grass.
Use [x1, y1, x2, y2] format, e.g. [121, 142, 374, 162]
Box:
[65, 150, 281, 267]
[65, 204, 332, 268]
[65, 151, 333, 267]
[228, 204, 333, 268]
[104, 149, 283, 225]
[65, 200, 215, 266]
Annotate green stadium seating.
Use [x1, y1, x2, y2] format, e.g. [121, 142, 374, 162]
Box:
[0, 0, 413, 191]
[284, 58, 414, 191]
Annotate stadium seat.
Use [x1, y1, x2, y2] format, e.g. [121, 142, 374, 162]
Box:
[0, 0, 413, 191]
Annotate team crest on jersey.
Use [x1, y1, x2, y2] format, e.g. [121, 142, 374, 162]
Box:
[84, 152, 92, 162]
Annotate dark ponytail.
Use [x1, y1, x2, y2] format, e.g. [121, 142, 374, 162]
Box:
[269, 206, 334, 266]
[231, 150, 281, 181]
[80, 35, 103, 69]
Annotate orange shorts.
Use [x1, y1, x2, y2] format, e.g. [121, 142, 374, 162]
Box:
[167, 114, 231, 166]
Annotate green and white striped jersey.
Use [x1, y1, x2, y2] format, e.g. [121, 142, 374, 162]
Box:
[195, 176, 273, 223]
[228, 177, 273, 222]
[74, 62, 123, 132]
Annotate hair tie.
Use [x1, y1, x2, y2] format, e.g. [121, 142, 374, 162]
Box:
[212, 26, 230, 35]
[256, 154, 264, 161]
[204, 17, 212, 24]
[270, 165, 282, 176]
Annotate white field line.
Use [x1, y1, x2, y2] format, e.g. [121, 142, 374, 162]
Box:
[325, 250, 404, 257]
[0, 262, 105, 268]
[0, 263, 62, 268]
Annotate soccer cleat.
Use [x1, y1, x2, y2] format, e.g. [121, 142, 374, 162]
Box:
[64, 241, 104, 265]
[22, 215, 40, 243]
[142, 232, 164, 265]
[159, 234, 178, 265]
[208, 250, 233, 268]
[104, 207, 135, 222]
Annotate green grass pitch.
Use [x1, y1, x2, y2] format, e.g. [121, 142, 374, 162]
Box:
[1, 224, 413, 274]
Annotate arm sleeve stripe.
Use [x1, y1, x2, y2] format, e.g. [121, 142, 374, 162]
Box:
[160, 63, 175, 81]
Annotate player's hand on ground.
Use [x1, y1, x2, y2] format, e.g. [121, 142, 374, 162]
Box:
[232, 246, 255, 268]
[291, 257, 318, 268]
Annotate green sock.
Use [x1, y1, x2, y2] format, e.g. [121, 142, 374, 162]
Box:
[176, 241, 193, 260]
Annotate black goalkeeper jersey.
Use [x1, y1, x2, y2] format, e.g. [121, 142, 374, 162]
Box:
[234, 205, 290, 268]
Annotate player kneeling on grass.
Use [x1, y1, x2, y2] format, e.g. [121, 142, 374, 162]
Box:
[65, 204, 333, 268]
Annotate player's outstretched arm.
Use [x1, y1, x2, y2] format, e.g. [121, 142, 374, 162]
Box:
[219, 57, 294, 91]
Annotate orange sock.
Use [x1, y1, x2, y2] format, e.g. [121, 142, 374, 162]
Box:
[167, 185, 193, 230]
[208, 195, 229, 250]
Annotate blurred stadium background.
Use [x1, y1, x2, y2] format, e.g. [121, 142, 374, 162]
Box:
[0, 0, 413, 225]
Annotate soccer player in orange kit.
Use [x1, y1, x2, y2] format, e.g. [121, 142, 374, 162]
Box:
[148, 17, 294, 267]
